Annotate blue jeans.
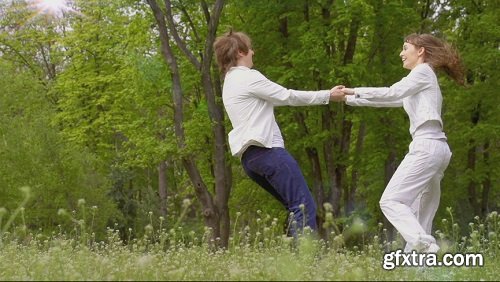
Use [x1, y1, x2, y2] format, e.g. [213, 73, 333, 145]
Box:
[241, 146, 317, 236]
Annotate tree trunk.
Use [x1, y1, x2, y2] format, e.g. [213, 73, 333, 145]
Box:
[346, 121, 366, 215]
[294, 112, 325, 237]
[467, 104, 481, 216]
[147, 0, 220, 245]
[467, 144, 479, 215]
[383, 146, 398, 243]
[196, 0, 230, 248]
[323, 106, 342, 218]
[338, 14, 358, 217]
[158, 160, 167, 217]
[340, 116, 352, 217]
[481, 141, 491, 216]
[343, 18, 360, 65]
[201, 68, 231, 246]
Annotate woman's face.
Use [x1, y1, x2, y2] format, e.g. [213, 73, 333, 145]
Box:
[399, 42, 424, 70]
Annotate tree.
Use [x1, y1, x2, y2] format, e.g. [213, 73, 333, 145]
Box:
[0, 50, 118, 239]
[147, 0, 232, 247]
[434, 0, 500, 219]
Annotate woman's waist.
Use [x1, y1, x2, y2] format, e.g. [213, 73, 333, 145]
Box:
[411, 120, 446, 140]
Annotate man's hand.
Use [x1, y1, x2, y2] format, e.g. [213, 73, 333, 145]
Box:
[329, 85, 346, 102]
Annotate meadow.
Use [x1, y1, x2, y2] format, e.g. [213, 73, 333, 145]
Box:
[0, 194, 498, 281]
[0, 1, 498, 280]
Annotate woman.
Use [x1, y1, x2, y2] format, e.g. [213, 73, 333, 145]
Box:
[213, 30, 345, 237]
[342, 33, 464, 252]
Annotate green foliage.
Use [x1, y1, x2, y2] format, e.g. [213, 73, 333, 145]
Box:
[229, 177, 286, 232]
[0, 60, 119, 238]
[435, 0, 500, 222]
[0, 0, 498, 252]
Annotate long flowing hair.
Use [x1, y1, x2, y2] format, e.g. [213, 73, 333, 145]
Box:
[405, 33, 465, 85]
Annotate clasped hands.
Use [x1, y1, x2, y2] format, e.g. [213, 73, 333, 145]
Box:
[329, 85, 354, 102]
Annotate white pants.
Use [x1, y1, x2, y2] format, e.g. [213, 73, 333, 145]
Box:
[379, 138, 452, 251]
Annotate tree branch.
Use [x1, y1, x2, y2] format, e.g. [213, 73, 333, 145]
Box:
[201, 0, 210, 25]
[164, 0, 201, 69]
[37, 42, 55, 80]
[178, 0, 201, 43]
[0, 41, 47, 87]
[202, 0, 224, 71]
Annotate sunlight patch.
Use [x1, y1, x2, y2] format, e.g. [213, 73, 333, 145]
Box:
[29, 0, 74, 17]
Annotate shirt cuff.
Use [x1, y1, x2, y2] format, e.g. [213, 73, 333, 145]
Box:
[354, 88, 372, 99]
[345, 95, 356, 105]
[322, 90, 330, 104]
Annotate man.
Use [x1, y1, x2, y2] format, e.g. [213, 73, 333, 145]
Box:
[214, 30, 345, 236]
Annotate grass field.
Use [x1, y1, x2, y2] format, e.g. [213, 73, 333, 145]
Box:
[0, 232, 497, 280]
[0, 213, 498, 280]
[0, 195, 498, 280]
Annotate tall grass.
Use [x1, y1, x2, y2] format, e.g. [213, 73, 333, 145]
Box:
[0, 194, 498, 280]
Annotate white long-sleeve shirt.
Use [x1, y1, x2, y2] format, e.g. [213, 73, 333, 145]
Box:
[346, 63, 446, 140]
[223, 66, 331, 157]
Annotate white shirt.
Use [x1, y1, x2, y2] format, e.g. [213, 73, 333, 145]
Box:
[345, 63, 446, 140]
[223, 66, 331, 157]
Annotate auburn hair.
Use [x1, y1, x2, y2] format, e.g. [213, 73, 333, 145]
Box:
[405, 33, 465, 85]
[213, 30, 252, 75]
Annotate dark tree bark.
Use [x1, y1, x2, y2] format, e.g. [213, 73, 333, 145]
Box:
[346, 121, 366, 215]
[481, 141, 491, 216]
[467, 144, 479, 215]
[337, 14, 358, 218]
[147, 0, 224, 247]
[383, 143, 398, 244]
[294, 112, 326, 237]
[198, 0, 231, 246]
[467, 104, 481, 216]
[323, 111, 342, 219]
[158, 161, 167, 217]
[481, 142, 491, 216]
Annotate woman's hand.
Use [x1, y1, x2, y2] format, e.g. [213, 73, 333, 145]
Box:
[342, 88, 355, 95]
